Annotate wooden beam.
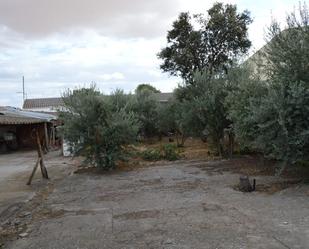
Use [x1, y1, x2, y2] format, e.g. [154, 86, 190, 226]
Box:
[44, 122, 49, 151]
[26, 158, 40, 185]
[26, 129, 49, 185]
[36, 131, 49, 179]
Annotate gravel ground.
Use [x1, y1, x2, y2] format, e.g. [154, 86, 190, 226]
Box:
[2, 157, 308, 249]
[0, 151, 36, 220]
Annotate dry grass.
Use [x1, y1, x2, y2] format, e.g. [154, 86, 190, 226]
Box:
[72, 138, 309, 189]
[74, 137, 210, 173]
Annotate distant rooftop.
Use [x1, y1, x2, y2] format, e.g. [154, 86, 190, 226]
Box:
[23, 97, 64, 109]
[153, 92, 174, 102]
[23, 92, 174, 110]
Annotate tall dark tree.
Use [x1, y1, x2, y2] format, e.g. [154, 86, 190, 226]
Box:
[158, 2, 252, 84]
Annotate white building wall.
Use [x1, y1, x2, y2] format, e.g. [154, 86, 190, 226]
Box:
[23, 107, 57, 112]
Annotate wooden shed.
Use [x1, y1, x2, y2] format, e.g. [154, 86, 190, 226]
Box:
[0, 107, 57, 152]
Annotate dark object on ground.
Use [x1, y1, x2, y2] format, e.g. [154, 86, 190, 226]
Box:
[201, 135, 207, 143]
[239, 176, 256, 192]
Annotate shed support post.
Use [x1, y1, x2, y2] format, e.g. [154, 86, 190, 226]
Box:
[52, 126, 56, 146]
[44, 122, 49, 151]
[26, 130, 49, 185]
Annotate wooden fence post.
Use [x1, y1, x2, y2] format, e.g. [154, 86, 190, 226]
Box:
[27, 129, 49, 185]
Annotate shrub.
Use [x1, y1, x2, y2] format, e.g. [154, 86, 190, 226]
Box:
[140, 148, 161, 161]
[132, 89, 159, 137]
[140, 144, 180, 161]
[175, 72, 232, 155]
[225, 66, 267, 151]
[227, 4, 309, 169]
[162, 144, 180, 161]
[59, 86, 140, 170]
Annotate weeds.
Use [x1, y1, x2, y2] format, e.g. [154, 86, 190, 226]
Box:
[140, 143, 180, 161]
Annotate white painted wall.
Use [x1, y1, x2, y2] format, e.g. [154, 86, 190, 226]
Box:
[23, 106, 67, 113]
[23, 107, 57, 112]
[62, 139, 72, 157]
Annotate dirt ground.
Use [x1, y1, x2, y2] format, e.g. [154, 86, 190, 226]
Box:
[0, 150, 74, 246]
[0, 143, 309, 249]
[0, 151, 37, 217]
[0, 150, 74, 216]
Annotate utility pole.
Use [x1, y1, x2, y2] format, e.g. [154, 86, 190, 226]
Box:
[17, 76, 26, 107]
[22, 76, 25, 102]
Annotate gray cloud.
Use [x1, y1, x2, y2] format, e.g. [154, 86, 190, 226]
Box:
[0, 33, 179, 107]
[0, 0, 179, 38]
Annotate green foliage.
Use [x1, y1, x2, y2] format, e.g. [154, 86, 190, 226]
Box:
[156, 97, 201, 146]
[173, 71, 232, 155]
[251, 4, 309, 165]
[133, 90, 159, 137]
[140, 148, 161, 161]
[192, 72, 232, 155]
[135, 84, 161, 94]
[227, 4, 309, 167]
[250, 83, 309, 164]
[108, 88, 161, 139]
[59, 86, 140, 169]
[174, 100, 202, 146]
[263, 2, 309, 85]
[107, 89, 135, 113]
[162, 144, 180, 161]
[225, 66, 268, 149]
[156, 103, 175, 135]
[158, 2, 252, 83]
[140, 144, 180, 161]
[157, 1, 253, 152]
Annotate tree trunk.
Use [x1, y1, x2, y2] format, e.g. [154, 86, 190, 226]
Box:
[276, 161, 288, 176]
[176, 132, 180, 147]
[180, 134, 186, 147]
[215, 138, 222, 157]
[228, 132, 234, 158]
[176, 131, 185, 147]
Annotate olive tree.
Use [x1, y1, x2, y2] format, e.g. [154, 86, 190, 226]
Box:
[227, 3, 309, 169]
[132, 89, 159, 138]
[59, 87, 139, 169]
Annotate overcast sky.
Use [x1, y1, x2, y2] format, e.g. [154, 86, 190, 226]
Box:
[0, 0, 302, 107]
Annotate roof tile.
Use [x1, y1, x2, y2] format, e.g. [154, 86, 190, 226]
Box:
[23, 97, 63, 109]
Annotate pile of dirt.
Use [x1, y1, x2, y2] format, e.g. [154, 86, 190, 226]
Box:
[232, 179, 303, 194]
[255, 179, 303, 194]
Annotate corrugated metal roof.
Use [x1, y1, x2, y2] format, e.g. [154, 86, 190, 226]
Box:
[23, 93, 174, 109]
[0, 107, 56, 125]
[0, 115, 45, 125]
[23, 97, 64, 109]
